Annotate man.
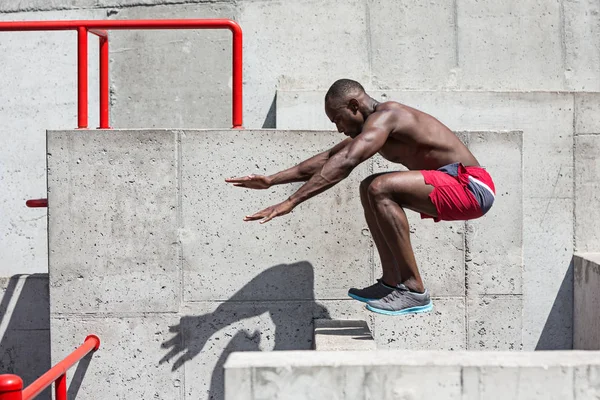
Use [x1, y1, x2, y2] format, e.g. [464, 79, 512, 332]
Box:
[225, 79, 495, 316]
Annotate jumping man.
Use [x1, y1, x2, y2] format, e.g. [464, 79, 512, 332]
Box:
[225, 79, 495, 316]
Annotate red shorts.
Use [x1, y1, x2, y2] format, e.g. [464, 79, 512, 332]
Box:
[420, 163, 496, 222]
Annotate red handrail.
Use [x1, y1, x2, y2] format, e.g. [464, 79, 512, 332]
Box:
[0, 19, 243, 129]
[0, 335, 100, 400]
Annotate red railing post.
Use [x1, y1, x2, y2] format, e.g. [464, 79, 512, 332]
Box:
[99, 35, 110, 129]
[77, 26, 89, 129]
[54, 374, 67, 400]
[230, 21, 243, 129]
[0, 375, 23, 400]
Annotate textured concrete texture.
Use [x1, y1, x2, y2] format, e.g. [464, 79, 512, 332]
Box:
[47, 129, 525, 399]
[575, 134, 600, 252]
[277, 90, 586, 350]
[313, 319, 376, 351]
[0, 274, 51, 399]
[225, 350, 600, 400]
[574, 253, 600, 350]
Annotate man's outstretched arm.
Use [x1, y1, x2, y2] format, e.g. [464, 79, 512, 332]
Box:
[225, 137, 352, 189]
[245, 116, 392, 223]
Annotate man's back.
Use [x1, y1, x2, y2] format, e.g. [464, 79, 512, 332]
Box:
[373, 101, 480, 171]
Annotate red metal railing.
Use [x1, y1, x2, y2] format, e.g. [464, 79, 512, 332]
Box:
[0, 335, 100, 400]
[0, 19, 244, 208]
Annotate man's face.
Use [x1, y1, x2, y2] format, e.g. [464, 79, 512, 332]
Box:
[325, 99, 364, 138]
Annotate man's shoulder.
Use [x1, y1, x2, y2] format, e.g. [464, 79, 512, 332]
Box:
[371, 102, 416, 128]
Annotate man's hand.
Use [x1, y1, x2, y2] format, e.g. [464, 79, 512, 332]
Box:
[244, 199, 295, 224]
[225, 174, 272, 189]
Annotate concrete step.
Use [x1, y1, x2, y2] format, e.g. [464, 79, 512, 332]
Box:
[313, 319, 376, 351]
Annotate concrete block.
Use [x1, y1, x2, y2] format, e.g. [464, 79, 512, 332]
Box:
[176, 301, 319, 400]
[0, 274, 49, 331]
[51, 315, 182, 400]
[238, 0, 370, 128]
[107, 4, 237, 129]
[575, 93, 600, 134]
[465, 131, 523, 295]
[575, 135, 600, 252]
[468, 295, 522, 350]
[371, 297, 466, 350]
[369, 0, 457, 90]
[456, 0, 564, 90]
[574, 365, 600, 399]
[574, 253, 600, 350]
[372, 155, 465, 297]
[0, 1, 96, 12]
[47, 130, 180, 314]
[180, 130, 371, 302]
[313, 319, 376, 351]
[563, 0, 600, 91]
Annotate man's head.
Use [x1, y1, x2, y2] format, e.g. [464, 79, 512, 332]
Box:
[324, 79, 368, 138]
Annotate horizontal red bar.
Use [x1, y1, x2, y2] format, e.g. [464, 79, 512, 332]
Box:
[25, 199, 48, 208]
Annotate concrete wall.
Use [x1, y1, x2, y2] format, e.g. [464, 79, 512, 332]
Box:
[224, 350, 600, 400]
[574, 253, 600, 350]
[48, 129, 519, 399]
[2, 0, 600, 383]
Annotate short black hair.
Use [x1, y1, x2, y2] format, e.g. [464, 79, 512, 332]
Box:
[325, 79, 365, 104]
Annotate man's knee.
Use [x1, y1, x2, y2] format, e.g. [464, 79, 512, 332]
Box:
[367, 176, 391, 199]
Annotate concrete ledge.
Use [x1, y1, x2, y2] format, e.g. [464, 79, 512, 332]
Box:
[574, 253, 600, 349]
[313, 319, 376, 351]
[224, 350, 600, 400]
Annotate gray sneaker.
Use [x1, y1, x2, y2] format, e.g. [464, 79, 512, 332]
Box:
[348, 279, 396, 303]
[366, 284, 433, 315]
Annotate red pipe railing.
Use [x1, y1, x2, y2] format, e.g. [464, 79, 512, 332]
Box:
[0, 335, 100, 400]
[0, 19, 244, 208]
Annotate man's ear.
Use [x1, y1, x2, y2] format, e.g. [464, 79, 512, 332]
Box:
[348, 98, 360, 113]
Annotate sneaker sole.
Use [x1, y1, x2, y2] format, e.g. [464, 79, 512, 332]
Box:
[366, 301, 433, 316]
[348, 292, 377, 303]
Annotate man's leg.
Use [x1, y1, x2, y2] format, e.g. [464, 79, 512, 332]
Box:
[367, 171, 437, 294]
[359, 173, 401, 286]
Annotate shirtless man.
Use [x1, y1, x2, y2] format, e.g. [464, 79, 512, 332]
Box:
[226, 79, 495, 316]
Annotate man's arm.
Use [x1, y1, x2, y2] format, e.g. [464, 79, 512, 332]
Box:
[287, 122, 390, 207]
[268, 137, 353, 185]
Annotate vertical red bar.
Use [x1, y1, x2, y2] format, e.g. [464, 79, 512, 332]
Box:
[77, 26, 88, 129]
[0, 374, 23, 400]
[54, 374, 67, 400]
[231, 24, 243, 129]
[99, 36, 110, 129]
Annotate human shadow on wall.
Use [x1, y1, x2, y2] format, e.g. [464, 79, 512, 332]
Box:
[535, 258, 574, 350]
[0, 274, 51, 399]
[159, 261, 330, 400]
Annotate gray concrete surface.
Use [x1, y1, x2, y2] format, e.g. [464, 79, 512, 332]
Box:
[574, 253, 600, 350]
[575, 134, 600, 252]
[224, 350, 600, 400]
[277, 90, 584, 351]
[313, 319, 376, 351]
[48, 129, 522, 399]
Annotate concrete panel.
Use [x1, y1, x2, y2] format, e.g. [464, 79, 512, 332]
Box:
[574, 253, 600, 350]
[225, 350, 600, 400]
[239, 0, 370, 128]
[180, 130, 371, 301]
[575, 93, 600, 134]
[0, 8, 103, 277]
[468, 295, 522, 350]
[0, 1, 96, 12]
[575, 135, 600, 252]
[276, 90, 575, 350]
[107, 4, 237, 129]
[564, 0, 600, 91]
[369, 0, 457, 90]
[51, 315, 182, 400]
[371, 297, 466, 350]
[456, 0, 564, 90]
[47, 130, 180, 314]
[176, 301, 322, 400]
[372, 155, 465, 297]
[465, 131, 522, 295]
